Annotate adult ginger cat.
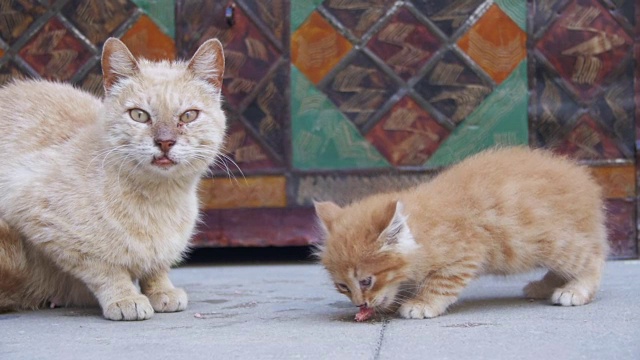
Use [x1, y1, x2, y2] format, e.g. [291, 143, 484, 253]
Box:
[0, 38, 226, 320]
[315, 147, 608, 321]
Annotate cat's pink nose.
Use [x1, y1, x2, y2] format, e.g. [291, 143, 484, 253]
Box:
[155, 139, 175, 153]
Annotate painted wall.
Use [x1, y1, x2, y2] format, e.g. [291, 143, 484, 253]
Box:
[0, 0, 636, 258]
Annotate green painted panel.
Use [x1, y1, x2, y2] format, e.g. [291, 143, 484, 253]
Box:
[426, 60, 529, 167]
[495, 0, 526, 31]
[132, 0, 175, 37]
[291, 0, 323, 32]
[291, 66, 390, 170]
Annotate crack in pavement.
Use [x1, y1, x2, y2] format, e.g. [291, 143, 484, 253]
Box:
[373, 317, 390, 360]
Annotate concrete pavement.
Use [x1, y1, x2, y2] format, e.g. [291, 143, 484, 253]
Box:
[1, 260, 639, 359]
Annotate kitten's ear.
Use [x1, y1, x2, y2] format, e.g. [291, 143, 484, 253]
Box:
[310, 242, 326, 261]
[379, 201, 418, 254]
[314, 201, 342, 230]
[101, 38, 138, 93]
[187, 38, 225, 90]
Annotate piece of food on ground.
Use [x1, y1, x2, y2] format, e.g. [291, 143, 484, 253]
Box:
[355, 306, 375, 322]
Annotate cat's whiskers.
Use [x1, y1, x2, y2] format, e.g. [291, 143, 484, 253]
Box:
[217, 145, 246, 179]
[211, 157, 235, 182]
[375, 291, 412, 309]
[202, 149, 241, 185]
[186, 149, 222, 178]
[85, 145, 131, 176]
[387, 294, 413, 306]
[100, 146, 131, 169]
[217, 152, 247, 185]
[115, 152, 137, 191]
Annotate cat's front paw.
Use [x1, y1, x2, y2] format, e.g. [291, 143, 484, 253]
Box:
[551, 287, 590, 306]
[147, 288, 188, 313]
[399, 301, 443, 319]
[103, 295, 154, 321]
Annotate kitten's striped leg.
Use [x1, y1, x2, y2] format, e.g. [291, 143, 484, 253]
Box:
[399, 269, 475, 319]
[523, 271, 566, 299]
[550, 260, 604, 306]
[140, 271, 188, 313]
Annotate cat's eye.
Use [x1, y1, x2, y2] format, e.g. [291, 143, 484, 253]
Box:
[359, 277, 373, 289]
[129, 108, 150, 123]
[335, 283, 350, 293]
[180, 110, 199, 123]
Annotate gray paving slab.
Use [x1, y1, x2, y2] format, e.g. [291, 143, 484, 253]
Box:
[0, 260, 638, 360]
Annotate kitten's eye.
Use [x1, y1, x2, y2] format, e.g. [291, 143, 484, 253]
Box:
[129, 108, 150, 123]
[359, 277, 373, 289]
[335, 283, 350, 293]
[180, 110, 199, 123]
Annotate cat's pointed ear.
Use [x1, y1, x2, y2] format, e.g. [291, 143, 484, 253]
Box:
[101, 38, 138, 93]
[314, 201, 342, 231]
[379, 201, 418, 254]
[187, 38, 225, 90]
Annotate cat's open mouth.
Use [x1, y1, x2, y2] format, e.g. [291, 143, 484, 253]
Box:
[152, 155, 176, 168]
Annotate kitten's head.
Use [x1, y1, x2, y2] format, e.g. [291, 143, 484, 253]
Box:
[314, 198, 419, 311]
[99, 37, 227, 179]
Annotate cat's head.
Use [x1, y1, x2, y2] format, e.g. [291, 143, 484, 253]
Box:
[99, 37, 227, 179]
[314, 198, 419, 311]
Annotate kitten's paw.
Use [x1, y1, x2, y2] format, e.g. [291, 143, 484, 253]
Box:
[147, 288, 188, 313]
[103, 295, 154, 321]
[551, 287, 590, 306]
[399, 301, 442, 319]
[523, 280, 553, 299]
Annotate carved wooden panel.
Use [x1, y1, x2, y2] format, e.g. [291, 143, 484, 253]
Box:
[0, 0, 636, 258]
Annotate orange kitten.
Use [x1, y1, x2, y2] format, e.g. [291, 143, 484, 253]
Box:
[315, 147, 608, 320]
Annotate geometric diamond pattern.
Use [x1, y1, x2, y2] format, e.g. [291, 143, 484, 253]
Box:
[535, 0, 633, 100]
[292, 0, 324, 31]
[120, 14, 176, 61]
[322, 51, 399, 130]
[221, 120, 280, 172]
[410, 0, 485, 37]
[292, 10, 352, 84]
[131, 0, 175, 37]
[218, 5, 282, 109]
[19, 17, 92, 81]
[242, 64, 288, 159]
[0, 0, 47, 45]
[365, 96, 450, 166]
[0, 61, 26, 86]
[555, 114, 625, 160]
[414, 51, 492, 125]
[62, 0, 137, 45]
[322, 0, 395, 38]
[0, 0, 636, 256]
[291, 66, 389, 170]
[366, 6, 440, 81]
[0, 0, 177, 92]
[427, 60, 529, 167]
[457, 4, 526, 84]
[530, 66, 581, 149]
[243, 0, 287, 46]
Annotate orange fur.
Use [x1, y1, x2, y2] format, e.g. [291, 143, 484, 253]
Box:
[315, 147, 608, 319]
